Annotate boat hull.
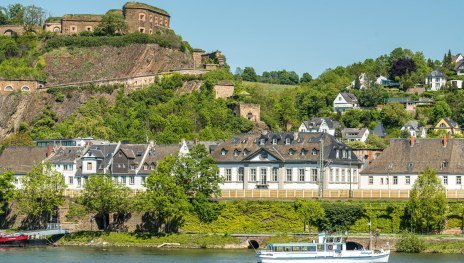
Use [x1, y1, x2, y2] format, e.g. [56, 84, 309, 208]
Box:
[257, 252, 390, 263]
[0, 235, 29, 247]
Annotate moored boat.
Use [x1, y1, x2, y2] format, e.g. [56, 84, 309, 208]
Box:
[0, 233, 29, 247]
[255, 233, 390, 263]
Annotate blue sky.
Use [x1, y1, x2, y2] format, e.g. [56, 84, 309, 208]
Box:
[4, 0, 464, 76]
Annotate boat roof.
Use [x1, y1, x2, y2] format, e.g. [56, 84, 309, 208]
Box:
[269, 242, 343, 247]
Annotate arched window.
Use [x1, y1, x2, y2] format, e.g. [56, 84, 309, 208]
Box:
[21, 86, 30, 92]
[4, 86, 13, 91]
[85, 26, 92, 31]
[139, 13, 146, 21]
[53, 27, 60, 32]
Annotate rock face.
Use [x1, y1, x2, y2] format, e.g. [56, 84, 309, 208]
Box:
[44, 43, 194, 86]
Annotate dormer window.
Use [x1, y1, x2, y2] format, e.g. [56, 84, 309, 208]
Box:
[285, 138, 291, 145]
[243, 149, 249, 156]
[312, 148, 318, 155]
[242, 139, 248, 144]
[336, 150, 340, 159]
[301, 149, 307, 156]
[289, 148, 295, 155]
[259, 139, 265, 145]
[272, 138, 277, 145]
[407, 162, 413, 169]
[441, 161, 448, 169]
[221, 149, 227, 156]
[342, 150, 347, 158]
[261, 153, 268, 159]
[233, 149, 239, 156]
[297, 137, 303, 143]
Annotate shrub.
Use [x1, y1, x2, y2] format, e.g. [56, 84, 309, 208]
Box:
[396, 232, 425, 253]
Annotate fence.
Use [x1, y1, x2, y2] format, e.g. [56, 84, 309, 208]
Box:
[63, 189, 464, 200]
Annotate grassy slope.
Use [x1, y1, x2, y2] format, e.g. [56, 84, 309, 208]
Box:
[242, 81, 297, 93]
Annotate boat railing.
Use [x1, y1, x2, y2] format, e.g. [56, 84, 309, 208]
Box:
[46, 223, 62, 230]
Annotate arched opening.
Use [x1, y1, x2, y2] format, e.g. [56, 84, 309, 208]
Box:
[3, 29, 15, 36]
[346, 241, 364, 250]
[4, 86, 13, 91]
[247, 112, 254, 120]
[248, 240, 259, 249]
[21, 86, 30, 92]
[53, 27, 61, 32]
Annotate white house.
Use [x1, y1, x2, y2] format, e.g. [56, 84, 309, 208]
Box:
[375, 75, 388, 85]
[333, 92, 359, 113]
[360, 138, 464, 190]
[47, 146, 86, 190]
[212, 132, 362, 191]
[451, 53, 464, 64]
[455, 61, 464, 76]
[341, 128, 369, 142]
[425, 70, 447, 91]
[298, 117, 341, 136]
[400, 120, 427, 138]
[349, 73, 368, 89]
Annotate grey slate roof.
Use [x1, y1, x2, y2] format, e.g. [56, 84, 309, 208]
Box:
[340, 92, 358, 103]
[0, 147, 49, 174]
[342, 128, 368, 139]
[303, 118, 341, 130]
[212, 132, 361, 164]
[427, 70, 446, 78]
[361, 138, 464, 175]
[139, 144, 180, 174]
[373, 122, 388, 138]
[46, 146, 85, 163]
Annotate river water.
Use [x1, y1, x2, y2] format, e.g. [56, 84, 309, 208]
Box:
[0, 246, 462, 263]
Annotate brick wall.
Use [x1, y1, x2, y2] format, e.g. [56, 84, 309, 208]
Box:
[214, 84, 234, 99]
[61, 19, 101, 35]
[236, 103, 261, 122]
[0, 80, 45, 95]
[124, 8, 170, 34]
[0, 25, 25, 36]
[44, 22, 62, 33]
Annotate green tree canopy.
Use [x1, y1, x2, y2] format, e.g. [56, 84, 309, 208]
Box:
[293, 199, 325, 232]
[380, 102, 412, 131]
[79, 174, 131, 230]
[16, 163, 66, 229]
[95, 13, 128, 35]
[241, 67, 258, 82]
[23, 5, 46, 32]
[408, 167, 447, 234]
[300, 72, 313, 83]
[0, 171, 15, 215]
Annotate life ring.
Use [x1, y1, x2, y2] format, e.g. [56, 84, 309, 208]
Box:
[328, 245, 333, 250]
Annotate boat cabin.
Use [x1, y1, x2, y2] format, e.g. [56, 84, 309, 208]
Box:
[267, 236, 363, 253]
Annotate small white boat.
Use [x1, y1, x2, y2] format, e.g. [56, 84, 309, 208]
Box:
[255, 233, 390, 263]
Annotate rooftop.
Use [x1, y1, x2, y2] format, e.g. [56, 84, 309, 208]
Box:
[123, 2, 170, 17]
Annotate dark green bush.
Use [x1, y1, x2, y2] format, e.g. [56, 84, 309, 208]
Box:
[396, 232, 426, 253]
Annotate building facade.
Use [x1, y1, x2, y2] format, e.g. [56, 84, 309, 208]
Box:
[425, 70, 447, 91]
[298, 118, 340, 136]
[0, 79, 45, 94]
[333, 92, 359, 112]
[212, 132, 362, 191]
[361, 138, 464, 190]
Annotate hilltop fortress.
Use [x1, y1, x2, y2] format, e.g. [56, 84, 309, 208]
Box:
[44, 2, 170, 35]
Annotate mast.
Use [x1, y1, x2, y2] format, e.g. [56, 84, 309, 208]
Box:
[319, 135, 324, 198]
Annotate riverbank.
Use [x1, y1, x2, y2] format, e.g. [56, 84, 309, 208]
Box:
[56, 231, 464, 253]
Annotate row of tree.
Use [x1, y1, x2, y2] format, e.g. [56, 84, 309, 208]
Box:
[0, 4, 46, 32]
[0, 144, 223, 232]
[293, 168, 449, 234]
[235, 67, 312, 85]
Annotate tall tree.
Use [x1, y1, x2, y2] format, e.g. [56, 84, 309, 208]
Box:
[408, 167, 447, 233]
[276, 93, 298, 130]
[241, 67, 258, 82]
[16, 163, 66, 229]
[389, 58, 417, 80]
[380, 102, 412, 130]
[22, 5, 46, 32]
[80, 174, 131, 230]
[138, 155, 190, 233]
[293, 199, 325, 232]
[5, 4, 24, 25]
[300, 72, 313, 84]
[0, 171, 15, 215]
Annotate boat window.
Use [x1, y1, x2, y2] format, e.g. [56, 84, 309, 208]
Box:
[284, 246, 292, 252]
[308, 246, 316, 252]
[300, 246, 308, 251]
[317, 245, 325, 252]
[292, 246, 301, 252]
[274, 246, 283, 252]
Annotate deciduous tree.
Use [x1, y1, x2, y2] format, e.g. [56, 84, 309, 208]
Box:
[408, 167, 447, 233]
[293, 200, 325, 232]
[95, 13, 128, 35]
[0, 171, 15, 215]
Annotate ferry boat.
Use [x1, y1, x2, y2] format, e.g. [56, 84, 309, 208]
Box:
[255, 233, 390, 263]
[0, 232, 28, 247]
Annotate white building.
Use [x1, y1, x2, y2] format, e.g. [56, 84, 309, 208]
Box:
[298, 117, 341, 136]
[455, 61, 464, 76]
[425, 70, 447, 91]
[212, 132, 362, 191]
[341, 128, 369, 142]
[400, 120, 427, 138]
[450, 79, 463, 89]
[333, 92, 359, 113]
[47, 146, 86, 190]
[360, 138, 464, 190]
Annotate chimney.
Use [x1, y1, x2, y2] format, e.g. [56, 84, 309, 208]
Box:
[442, 136, 447, 147]
[293, 132, 298, 141]
[410, 136, 415, 147]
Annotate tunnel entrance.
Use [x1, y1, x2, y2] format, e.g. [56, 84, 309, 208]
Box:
[248, 240, 259, 249]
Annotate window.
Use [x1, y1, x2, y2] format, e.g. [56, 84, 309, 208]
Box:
[312, 148, 318, 155]
[150, 163, 155, 170]
[368, 176, 373, 185]
[272, 168, 278, 182]
[149, 29, 153, 34]
[329, 169, 334, 182]
[342, 150, 347, 158]
[443, 176, 448, 185]
[139, 13, 146, 21]
[288, 149, 295, 155]
[405, 176, 411, 185]
[261, 153, 268, 159]
[70, 26, 77, 32]
[68, 176, 74, 185]
[139, 27, 145, 33]
[261, 169, 267, 184]
[259, 139, 265, 145]
[285, 138, 291, 145]
[341, 169, 346, 182]
[129, 176, 135, 185]
[380, 178, 384, 185]
[130, 164, 136, 170]
[149, 15, 153, 22]
[226, 169, 232, 182]
[311, 169, 318, 182]
[142, 176, 146, 184]
[4, 86, 13, 91]
[250, 169, 257, 182]
[335, 169, 339, 182]
[301, 149, 307, 156]
[441, 161, 448, 169]
[233, 149, 239, 156]
[143, 164, 148, 170]
[221, 149, 227, 156]
[21, 86, 30, 91]
[286, 169, 293, 182]
[77, 177, 82, 187]
[393, 176, 398, 185]
[299, 169, 305, 182]
[86, 162, 93, 171]
[85, 26, 92, 31]
[336, 150, 340, 159]
[457, 176, 462, 185]
[121, 176, 127, 185]
[238, 168, 244, 182]
[272, 138, 277, 145]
